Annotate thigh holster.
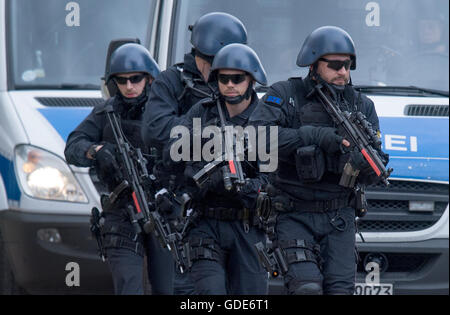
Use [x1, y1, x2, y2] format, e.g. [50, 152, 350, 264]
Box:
[102, 224, 145, 257]
[184, 237, 222, 270]
[278, 239, 323, 270]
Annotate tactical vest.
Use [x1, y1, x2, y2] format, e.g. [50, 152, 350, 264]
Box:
[277, 77, 363, 196]
[288, 77, 362, 128]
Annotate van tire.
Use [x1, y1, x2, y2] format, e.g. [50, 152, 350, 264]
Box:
[0, 230, 27, 295]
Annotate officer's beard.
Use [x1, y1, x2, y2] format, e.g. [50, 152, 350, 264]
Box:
[310, 69, 350, 97]
[220, 83, 253, 105]
[309, 69, 355, 112]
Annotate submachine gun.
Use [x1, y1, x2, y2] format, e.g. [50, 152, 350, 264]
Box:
[193, 98, 246, 191]
[308, 83, 393, 187]
[92, 105, 189, 273]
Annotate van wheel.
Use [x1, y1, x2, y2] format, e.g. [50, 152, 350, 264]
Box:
[0, 230, 27, 295]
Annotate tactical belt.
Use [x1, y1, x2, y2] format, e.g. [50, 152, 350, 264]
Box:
[198, 207, 254, 221]
[273, 197, 349, 213]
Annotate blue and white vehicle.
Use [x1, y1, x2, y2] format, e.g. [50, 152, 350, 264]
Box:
[0, 0, 448, 294]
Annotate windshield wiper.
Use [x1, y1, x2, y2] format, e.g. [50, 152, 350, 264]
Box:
[17, 83, 100, 90]
[58, 83, 100, 90]
[354, 85, 449, 97]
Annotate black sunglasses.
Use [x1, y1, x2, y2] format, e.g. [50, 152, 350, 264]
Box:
[319, 58, 353, 71]
[114, 74, 146, 85]
[218, 73, 247, 85]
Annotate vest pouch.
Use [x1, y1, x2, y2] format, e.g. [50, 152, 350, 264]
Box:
[295, 145, 325, 182]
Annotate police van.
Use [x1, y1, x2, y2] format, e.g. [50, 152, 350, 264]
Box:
[1, 0, 448, 294]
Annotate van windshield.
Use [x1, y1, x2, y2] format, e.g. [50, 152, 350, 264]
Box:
[6, 0, 155, 89]
[172, 0, 449, 92]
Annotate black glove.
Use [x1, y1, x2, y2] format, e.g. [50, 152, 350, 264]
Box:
[357, 150, 390, 186]
[315, 127, 345, 154]
[236, 178, 260, 209]
[155, 192, 176, 216]
[205, 168, 225, 192]
[156, 193, 173, 213]
[95, 143, 122, 186]
[349, 148, 369, 170]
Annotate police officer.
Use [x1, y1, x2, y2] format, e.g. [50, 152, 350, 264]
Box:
[141, 12, 248, 150]
[169, 43, 269, 294]
[64, 43, 173, 295]
[141, 12, 248, 295]
[249, 26, 388, 295]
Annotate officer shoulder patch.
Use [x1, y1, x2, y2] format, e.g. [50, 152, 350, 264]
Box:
[265, 95, 283, 106]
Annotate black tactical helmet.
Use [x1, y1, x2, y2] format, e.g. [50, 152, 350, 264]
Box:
[107, 43, 160, 82]
[297, 26, 356, 70]
[190, 12, 248, 57]
[210, 43, 267, 85]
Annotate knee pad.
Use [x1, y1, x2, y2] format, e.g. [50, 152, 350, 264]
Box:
[289, 280, 323, 295]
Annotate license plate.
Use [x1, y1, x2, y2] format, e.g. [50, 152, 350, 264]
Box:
[354, 283, 393, 295]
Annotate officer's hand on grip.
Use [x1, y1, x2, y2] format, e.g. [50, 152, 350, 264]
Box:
[155, 192, 182, 222]
[349, 148, 368, 170]
[357, 150, 389, 185]
[206, 168, 225, 192]
[94, 142, 122, 184]
[315, 127, 350, 153]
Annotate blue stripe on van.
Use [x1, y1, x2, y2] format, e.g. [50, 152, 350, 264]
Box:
[0, 154, 21, 201]
[379, 117, 449, 182]
[37, 107, 92, 142]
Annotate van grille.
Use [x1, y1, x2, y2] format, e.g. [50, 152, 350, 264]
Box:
[359, 180, 448, 232]
[35, 97, 104, 107]
[405, 104, 448, 117]
[357, 253, 438, 273]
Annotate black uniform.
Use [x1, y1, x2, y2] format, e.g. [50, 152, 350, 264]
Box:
[64, 90, 174, 295]
[142, 51, 217, 294]
[142, 51, 216, 150]
[172, 92, 268, 295]
[249, 74, 383, 295]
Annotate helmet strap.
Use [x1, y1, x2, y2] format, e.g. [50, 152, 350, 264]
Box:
[220, 81, 253, 105]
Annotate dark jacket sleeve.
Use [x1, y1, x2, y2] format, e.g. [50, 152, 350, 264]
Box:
[249, 82, 324, 158]
[64, 104, 106, 167]
[142, 68, 187, 148]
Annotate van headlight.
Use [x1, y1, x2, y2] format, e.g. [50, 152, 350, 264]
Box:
[14, 145, 88, 203]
